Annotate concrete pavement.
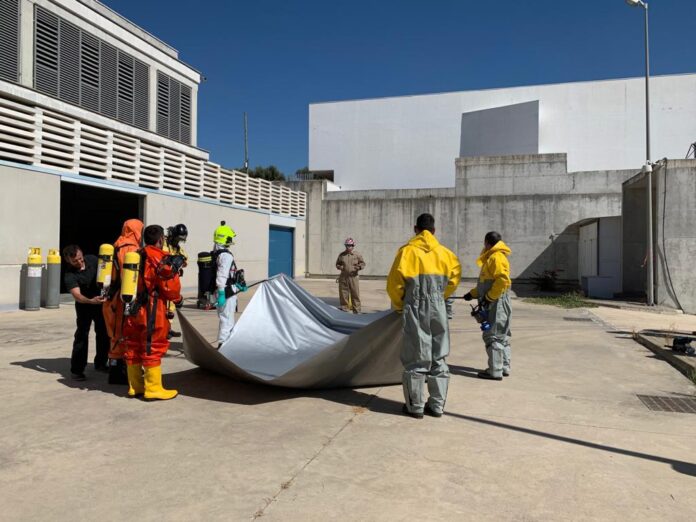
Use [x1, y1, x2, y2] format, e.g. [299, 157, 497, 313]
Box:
[1, 279, 695, 521]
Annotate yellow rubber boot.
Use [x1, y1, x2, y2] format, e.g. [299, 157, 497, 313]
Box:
[126, 364, 145, 397]
[143, 365, 178, 401]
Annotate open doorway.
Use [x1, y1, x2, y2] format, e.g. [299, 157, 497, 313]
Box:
[60, 181, 144, 291]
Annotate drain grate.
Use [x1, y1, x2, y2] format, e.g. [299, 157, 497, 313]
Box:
[563, 317, 593, 322]
[637, 395, 696, 414]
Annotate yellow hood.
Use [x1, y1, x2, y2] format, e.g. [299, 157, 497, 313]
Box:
[408, 230, 440, 253]
[476, 240, 512, 267]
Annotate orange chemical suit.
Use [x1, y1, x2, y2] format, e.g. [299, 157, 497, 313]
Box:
[103, 219, 144, 360]
[123, 245, 182, 368]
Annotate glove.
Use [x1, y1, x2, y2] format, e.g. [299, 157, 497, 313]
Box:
[174, 297, 184, 309]
[235, 283, 248, 293]
[217, 289, 226, 308]
[480, 295, 492, 308]
[463, 292, 473, 301]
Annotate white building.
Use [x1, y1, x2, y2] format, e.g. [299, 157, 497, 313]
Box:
[0, 0, 306, 310]
[309, 74, 696, 190]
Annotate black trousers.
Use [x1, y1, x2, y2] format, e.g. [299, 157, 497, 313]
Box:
[71, 303, 110, 374]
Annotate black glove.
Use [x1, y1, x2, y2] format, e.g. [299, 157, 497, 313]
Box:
[480, 295, 492, 308]
[463, 292, 473, 301]
[174, 297, 184, 309]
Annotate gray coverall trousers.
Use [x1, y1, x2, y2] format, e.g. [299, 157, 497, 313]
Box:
[401, 276, 450, 414]
[478, 280, 512, 378]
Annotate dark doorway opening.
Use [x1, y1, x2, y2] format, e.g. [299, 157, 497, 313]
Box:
[60, 181, 144, 292]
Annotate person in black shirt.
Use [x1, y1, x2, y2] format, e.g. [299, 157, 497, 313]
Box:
[62, 245, 109, 380]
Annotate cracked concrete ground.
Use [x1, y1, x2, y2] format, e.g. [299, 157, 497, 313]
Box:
[1, 279, 696, 521]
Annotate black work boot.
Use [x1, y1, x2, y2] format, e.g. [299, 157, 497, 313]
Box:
[424, 404, 443, 418]
[108, 359, 129, 385]
[402, 405, 424, 419]
[477, 371, 503, 381]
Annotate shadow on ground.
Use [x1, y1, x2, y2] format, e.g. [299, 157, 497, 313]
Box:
[12, 356, 696, 478]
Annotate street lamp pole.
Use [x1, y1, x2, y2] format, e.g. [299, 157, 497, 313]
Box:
[626, 0, 653, 305]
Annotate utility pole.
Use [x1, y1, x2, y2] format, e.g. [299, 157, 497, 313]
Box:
[243, 112, 249, 173]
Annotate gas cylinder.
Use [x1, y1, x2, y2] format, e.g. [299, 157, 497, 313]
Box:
[45, 249, 61, 309]
[121, 251, 140, 315]
[97, 244, 114, 297]
[25, 247, 42, 311]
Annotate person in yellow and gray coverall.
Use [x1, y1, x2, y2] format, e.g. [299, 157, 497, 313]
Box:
[335, 238, 365, 313]
[387, 213, 461, 419]
[463, 231, 512, 381]
[163, 224, 188, 339]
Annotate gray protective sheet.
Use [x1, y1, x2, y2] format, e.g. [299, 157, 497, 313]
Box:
[178, 274, 403, 388]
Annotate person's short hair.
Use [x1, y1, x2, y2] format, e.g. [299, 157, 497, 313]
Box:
[485, 231, 502, 247]
[415, 213, 435, 233]
[144, 225, 165, 246]
[62, 244, 81, 259]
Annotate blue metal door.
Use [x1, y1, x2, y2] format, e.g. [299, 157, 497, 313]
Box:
[268, 226, 294, 278]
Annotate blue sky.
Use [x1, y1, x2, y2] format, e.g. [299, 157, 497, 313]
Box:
[104, 0, 696, 176]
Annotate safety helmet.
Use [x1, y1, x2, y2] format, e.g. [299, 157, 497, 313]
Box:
[214, 221, 236, 246]
[168, 223, 188, 242]
[344, 238, 355, 247]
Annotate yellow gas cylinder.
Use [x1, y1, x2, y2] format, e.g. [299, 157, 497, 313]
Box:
[45, 249, 61, 309]
[97, 244, 115, 296]
[25, 247, 42, 311]
[121, 251, 140, 314]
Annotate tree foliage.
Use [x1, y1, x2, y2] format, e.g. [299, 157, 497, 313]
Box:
[245, 165, 285, 181]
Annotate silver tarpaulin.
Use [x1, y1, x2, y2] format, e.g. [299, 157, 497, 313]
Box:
[178, 275, 403, 389]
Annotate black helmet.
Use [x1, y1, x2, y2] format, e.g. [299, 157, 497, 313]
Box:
[168, 223, 188, 243]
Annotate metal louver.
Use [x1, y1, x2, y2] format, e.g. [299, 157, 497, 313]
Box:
[33, 5, 150, 130]
[133, 58, 149, 130]
[156, 71, 192, 144]
[99, 41, 117, 118]
[58, 19, 80, 105]
[80, 32, 100, 112]
[35, 7, 59, 96]
[0, 0, 20, 83]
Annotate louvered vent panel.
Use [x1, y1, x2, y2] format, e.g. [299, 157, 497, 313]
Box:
[0, 0, 20, 82]
[232, 170, 248, 207]
[58, 19, 80, 105]
[162, 148, 183, 192]
[117, 52, 134, 125]
[138, 141, 161, 189]
[169, 78, 180, 142]
[183, 156, 202, 197]
[79, 32, 100, 112]
[111, 134, 137, 182]
[35, 7, 59, 96]
[219, 168, 234, 204]
[78, 122, 109, 178]
[156, 71, 169, 138]
[258, 178, 272, 211]
[133, 59, 149, 130]
[246, 177, 261, 209]
[203, 162, 220, 200]
[40, 110, 74, 169]
[0, 96, 34, 164]
[180, 85, 191, 144]
[99, 41, 117, 119]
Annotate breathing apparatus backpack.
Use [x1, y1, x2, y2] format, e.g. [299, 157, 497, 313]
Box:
[198, 249, 245, 301]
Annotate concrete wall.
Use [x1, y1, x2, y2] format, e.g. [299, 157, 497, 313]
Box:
[652, 160, 696, 313]
[294, 154, 634, 283]
[0, 164, 61, 311]
[309, 74, 696, 190]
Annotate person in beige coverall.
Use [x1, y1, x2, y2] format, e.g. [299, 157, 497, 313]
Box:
[336, 238, 366, 313]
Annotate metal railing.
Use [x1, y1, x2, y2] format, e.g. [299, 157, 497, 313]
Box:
[0, 92, 306, 217]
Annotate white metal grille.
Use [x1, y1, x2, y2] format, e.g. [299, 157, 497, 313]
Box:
[0, 0, 20, 83]
[0, 92, 306, 217]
